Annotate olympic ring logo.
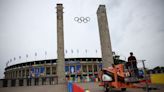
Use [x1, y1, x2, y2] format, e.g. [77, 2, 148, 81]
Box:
[74, 17, 90, 23]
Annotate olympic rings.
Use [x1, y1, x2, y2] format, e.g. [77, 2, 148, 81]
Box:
[74, 17, 90, 23]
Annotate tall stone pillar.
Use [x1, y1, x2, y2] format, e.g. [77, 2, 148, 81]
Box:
[56, 4, 65, 84]
[97, 5, 113, 68]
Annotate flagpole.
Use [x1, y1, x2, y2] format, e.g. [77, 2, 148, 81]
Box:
[85, 49, 87, 57]
[71, 49, 73, 57]
[77, 49, 79, 57]
[26, 54, 28, 62]
[45, 51, 47, 60]
[35, 52, 37, 61]
[65, 50, 67, 58]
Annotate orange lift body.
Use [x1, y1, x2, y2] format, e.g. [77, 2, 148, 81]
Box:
[99, 64, 149, 90]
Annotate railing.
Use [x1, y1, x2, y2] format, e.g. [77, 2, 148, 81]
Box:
[0, 76, 58, 88]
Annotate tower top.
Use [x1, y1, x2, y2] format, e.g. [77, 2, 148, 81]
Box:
[56, 3, 63, 14]
[97, 5, 106, 14]
[56, 3, 63, 10]
[57, 3, 63, 6]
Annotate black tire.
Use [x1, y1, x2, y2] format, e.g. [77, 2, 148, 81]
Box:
[121, 88, 126, 91]
[104, 83, 110, 92]
[105, 87, 109, 92]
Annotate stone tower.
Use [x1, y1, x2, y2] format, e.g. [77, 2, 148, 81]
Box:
[97, 5, 114, 68]
[56, 4, 65, 84]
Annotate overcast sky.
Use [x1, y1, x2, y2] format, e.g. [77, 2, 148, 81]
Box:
[0, 0, 164, 78]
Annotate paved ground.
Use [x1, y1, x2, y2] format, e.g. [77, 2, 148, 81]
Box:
[78, 82, 164, 92]
[0, 84, 67, 92]
[0, 82, 164, 92]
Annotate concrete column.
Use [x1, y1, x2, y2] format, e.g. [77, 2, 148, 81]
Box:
[56, 3, 65, 84]
[87, 65, 89, 76]
[50, 66, 52, 76]
[10, 71, 12, 79]
[21, 70, 23, 78]
[24, 69, 26, 78]
[8, 79, 11, 87]
[45, 66, 47, 76]
[7, 72, 9, 79]
[12, 71, 14, 79]
[39, 78, 42, 85]
[44, 61, 46, 76]
[17, 70, 19, 78]
[15, 71, 17, 78]
[47, 77, 50, 85]
[6, 71, 10, 79]
[16, 79, 19, 86]
[31, 78, 34, 86]
[12, 71, 14, 78]
[23, 78, 27, 86]
[9, 72, 11, 79]
[97, 5, 114, 68]
[92, 64, 94, 76]
[14, 71, 15, 78]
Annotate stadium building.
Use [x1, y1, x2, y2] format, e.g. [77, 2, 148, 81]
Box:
[2, 56, 125, 87]
[3, 57, 102, 86]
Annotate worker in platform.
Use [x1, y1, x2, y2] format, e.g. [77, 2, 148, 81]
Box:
[127, 52, 138, 77]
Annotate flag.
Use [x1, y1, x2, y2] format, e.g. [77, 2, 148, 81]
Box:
[14, 57, 16, 61]
[19, 56, 21, 59]
[6, 61, 9, 67]
[85, 49, 87, 53]
[77, 49, 79, 53]
[96, 49, 97, 53]
[65, 50, 67, 54]
[26, 54, 28, 58]
[45, 51, 47, 55]
[10, 59, 12, 62]
[71, 49, 73, 53]
[35, 52, 37, 56]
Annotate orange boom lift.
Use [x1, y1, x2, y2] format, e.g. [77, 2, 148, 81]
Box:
[98, 62, 151, 92]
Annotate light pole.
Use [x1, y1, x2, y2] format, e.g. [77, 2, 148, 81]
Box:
[141, 60, 149, 92]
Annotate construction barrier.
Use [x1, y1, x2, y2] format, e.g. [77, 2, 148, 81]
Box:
[68, 82, 85, 92]
[73, 83, 84, 92]
[150, 74, 164, 84]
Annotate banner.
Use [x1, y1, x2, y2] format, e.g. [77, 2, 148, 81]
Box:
[70, 66, 75, 74]
[30, 66, 45, 77]
[76, 65, 81, 74]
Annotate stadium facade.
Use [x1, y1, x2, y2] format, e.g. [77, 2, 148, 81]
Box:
[4, 57, 102, 82]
